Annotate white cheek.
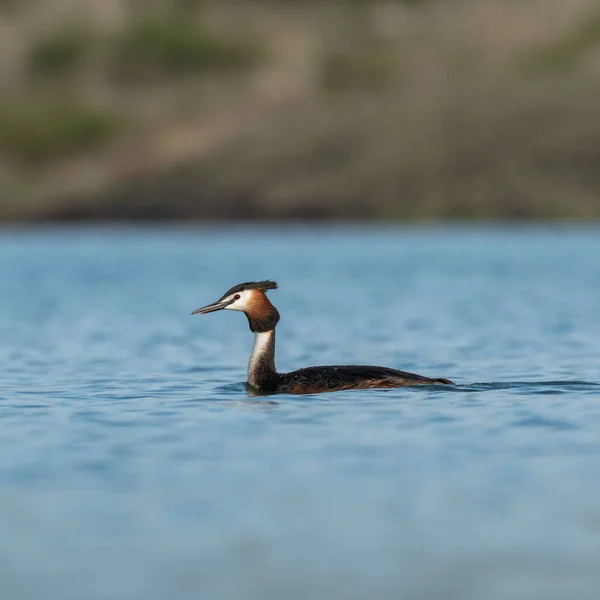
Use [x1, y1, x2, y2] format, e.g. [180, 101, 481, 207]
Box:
[223, 298, 238, 311]
[224, 291, 252, 311]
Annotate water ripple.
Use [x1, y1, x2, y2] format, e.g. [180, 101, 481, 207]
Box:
[1, 227, 600, 599]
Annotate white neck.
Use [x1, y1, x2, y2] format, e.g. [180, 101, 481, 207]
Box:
[248, 330, 277, 389]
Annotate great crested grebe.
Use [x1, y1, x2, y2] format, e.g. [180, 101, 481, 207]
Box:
[192, 281, 453, 395]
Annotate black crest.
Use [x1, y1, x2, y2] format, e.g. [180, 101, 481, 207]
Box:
[219, 280, 278, 300]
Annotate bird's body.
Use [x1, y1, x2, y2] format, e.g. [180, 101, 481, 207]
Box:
[278, 365, 452, 394]
[192, 281, 452, 395]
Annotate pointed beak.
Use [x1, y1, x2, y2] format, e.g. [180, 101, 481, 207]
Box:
[191, 299, 232, 315]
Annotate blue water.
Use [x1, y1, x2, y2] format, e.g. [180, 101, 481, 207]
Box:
[1, 226, 600, 599]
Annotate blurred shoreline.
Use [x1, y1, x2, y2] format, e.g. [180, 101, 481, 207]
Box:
[1, 0, 600, 222]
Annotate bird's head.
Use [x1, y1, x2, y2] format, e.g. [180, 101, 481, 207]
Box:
[192, 280, 280, 332]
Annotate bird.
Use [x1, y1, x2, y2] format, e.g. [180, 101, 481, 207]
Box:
[191, 280, 453, 395]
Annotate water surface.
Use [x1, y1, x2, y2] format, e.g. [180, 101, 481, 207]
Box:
[1, 226, 600, 599]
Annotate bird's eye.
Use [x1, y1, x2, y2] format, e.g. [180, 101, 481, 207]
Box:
[234, 294, 241, 300]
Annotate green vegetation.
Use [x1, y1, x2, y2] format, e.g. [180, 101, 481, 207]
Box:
[0, 103, 120, 166]
[0, 0, 599, 221]
[520, 10, 600, 74]
[270, 0, 435, 4]
[0, 0, 25, 14]
[109, 16, 263, 83]
[321, 47, 396, 91]
[26, 25, 91, 78]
